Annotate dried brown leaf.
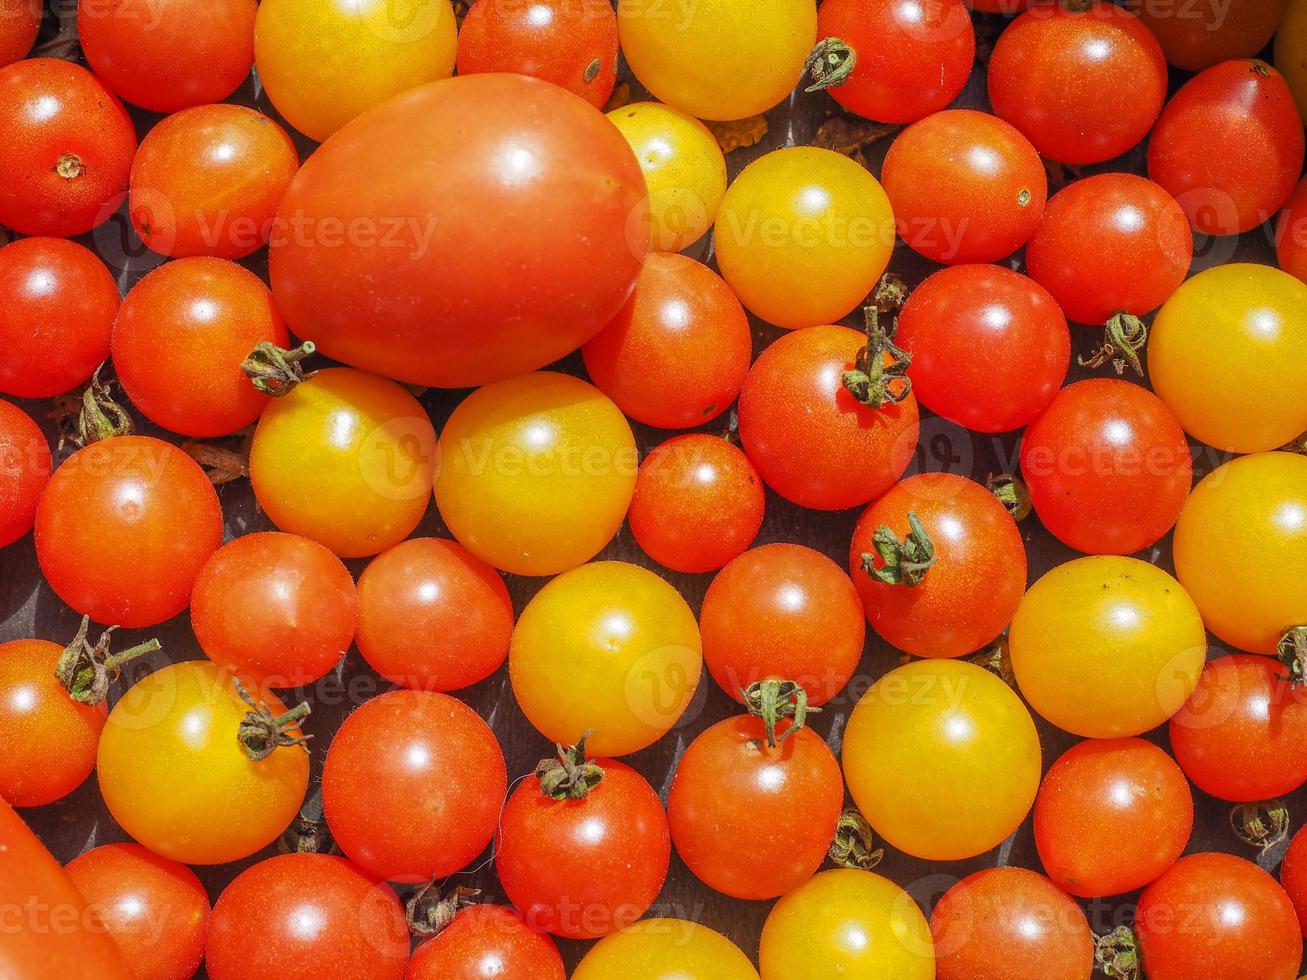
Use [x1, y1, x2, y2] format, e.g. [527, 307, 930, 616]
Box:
[707, 115, 769, 153]
[813, 116, 899, 157]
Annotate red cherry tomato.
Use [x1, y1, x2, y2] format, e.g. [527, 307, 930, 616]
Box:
[322, 689, 507, 883]
[497, 749, 669, 939]
[813, 0, 975, 124]
[1020, 379, 1192, 556]
[628, 434, 765, 574]
[0, 400, 51, 549]
[35, 435, 224, 628]
[205, 854, 408, 980]
[882, 109, 1047, 264]
[1137, 853, 1302, 980]
[1280, 825, 1307, 936]
[582, 253, 751, 430]
[355, 537, 514, 693]
[457, 0, 618, 108]
[0, 238, 120, 399]
[849, 473, 1026, 659]
[1149, 59, 1305, 236]
[1033, 738, 1192, 899]
[700, 543, 865, 705]
[0, 58, 137, 237]
[988, 1, 1167, 164]
[0, 0, 40, 68]
[64, 843, 209, 980]
[112, 257, 288, 437]
[409, 905, 565, 980]
[1126, 0, 1286, 72]
[668, 715, 843, 900]
[1276, 176, 1307, 284]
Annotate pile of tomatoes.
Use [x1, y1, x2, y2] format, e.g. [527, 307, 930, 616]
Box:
[2, 0, 1307, 978]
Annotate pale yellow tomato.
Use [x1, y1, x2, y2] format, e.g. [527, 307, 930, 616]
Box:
[574, 919, 758, 980]
[1277, 0, 1307, 122]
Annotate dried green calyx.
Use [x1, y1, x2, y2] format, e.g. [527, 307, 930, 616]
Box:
[537, 733, 605, 800]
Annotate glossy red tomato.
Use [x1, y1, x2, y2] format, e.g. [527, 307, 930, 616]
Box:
[701, 543, 865, 706]
[206, 854, 408, 980]
[0, 0, 40, 68]
[498, 747, 669, 940]
[1149, 59, 1305, 236]
[1276, 176, 1307, 283]
[0, 401, 50, 549]
[582, 253, 751, 430]
[668, 715, 843, 900]
[0, 58, 137, 236]
[1026, 174, 1193, 325]
[65, 843, 209, 980]
[35, 435, 223, 628]
[896, 265, 1068, 432]
[356, 537, 514, 693]
[270, 73, 648, 389]
[1137, 854, 1302, 980]
[1280, 825, 1307, 936]
[112, 257, 288, 437]
[0, 238, 120, 399]
[1034, 738, 1191, 899]
[322, 689, 506, 883]
[78, 0, 256, 112]
[458, 0, 618, 108]
[850, 473, 1026, 659]
[989, 1, 1167, 164]
[882, 109, 1047, 264]
[1020, 379, 1192, 556]
[628, 434, 765, 574]
[409, 905, 566, 980]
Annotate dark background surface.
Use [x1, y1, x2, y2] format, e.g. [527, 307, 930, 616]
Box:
[1, 3, 1300, 975]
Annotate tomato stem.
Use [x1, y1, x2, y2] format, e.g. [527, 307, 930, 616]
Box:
[75, 364, 134, 445]
[870, 272, 910, 314]
[1230, 799, 1291, 852]
[54, 616, 161, 705]
[1094, 926, 1140, 980]
[1279, 627, 1307, 686]
[1079, 313, 1147, 377]
[828, 809, 883, 870]
[54, 153, 84, 181]
[842, 307, 913, 408]
[242, 340, 317, 397]
[536, 733, 605, 800]
[987, 473, 1032, 522]
[860, 512, 936, 587]
[405, 880, 481, 938]
[234, 680, 312, 762]
[743, 679, 819, 748]
[803, 38, 857, 93]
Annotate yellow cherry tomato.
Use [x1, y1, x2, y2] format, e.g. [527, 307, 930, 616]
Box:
[249, 367, 435, 558]
[1009, 556, 1207, 738]
[254, 0, 457, 142]
[617, 0, 816, 122]
[1149, 263, 1307, 454]
[842, 659, 1041, 862]
[574, 918, 759, 980]
[97, 661, 309, 865]
[1175, 452, 1307, 655]
[714, 146, 895, 328]
[434, 371, 637, 576]
[759, 870, 935, 980]
[509, 561, 702, 757]
[1277, 0, 1307, 122]
[608, 101, 727, 253]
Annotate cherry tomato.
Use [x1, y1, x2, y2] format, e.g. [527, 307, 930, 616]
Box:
[931, 868, 1094, 980]
[813, 0, 974, 123]
[1281, 825, 1307, 935]
[967, 0, 1028, 9]
[270, 74, 646, 388]
[36, 435, 223, 628]
[1276, 0, 1307, 121]
[988, 2, 1166, 164]
[1026, 173, 1193, 325]
[582, 253, 751, 429]
[205, 853, 409, 980]
[714, 147, 894, 329]
[759, 869, 935, 980]
[434, 372, 636, 576]
[1020, 379, 1192, 556]
[1150, 264, 1307, 454]
[356, 537, 514, 693]
[510, 561, 702, 757]
[628, 435, 765, 575]
[250, 367, 435, 559]
[1276, 176, 1307, 283]
[574, 919, 759, 980]
[1137, 854, 1302, 980]
[1034, 738, 1191, 898]
[98, 661, 309, 864]
[668, 715, 842, 900]
[65, 843, 209, 980]
[255, 0, 457, 141]
[737, 326, 919, 510]
[0, 58, 137, 237]
[0, 400, 50, 549]
[1009, 556, 1206, 738]
[0, 0, 39, 68]
[1174, 453, 1307, 655]
[618, 0, 815, 121]
[112, 257, 288, 437]
[850, 473, 1026, 659]
[409, 905, 565, 980]
[129, 104, 298, 260]
[458, 0, 618, 108]
[1128, 0, 1286, 71]
[882, 109, 1047, 264]
[843, 659, 1042, 861]
[896, 264, 1068, 432]
[321, 689, 506, 883]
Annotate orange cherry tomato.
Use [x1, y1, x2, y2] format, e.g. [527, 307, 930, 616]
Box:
[1126, 0, 1287, 71]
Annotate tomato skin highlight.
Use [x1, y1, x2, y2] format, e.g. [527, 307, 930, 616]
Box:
[0, 400, 51, 549]
[408, 905, 565, 980]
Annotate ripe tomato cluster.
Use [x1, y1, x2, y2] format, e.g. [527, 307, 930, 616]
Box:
[2, 0, 1307, 978]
